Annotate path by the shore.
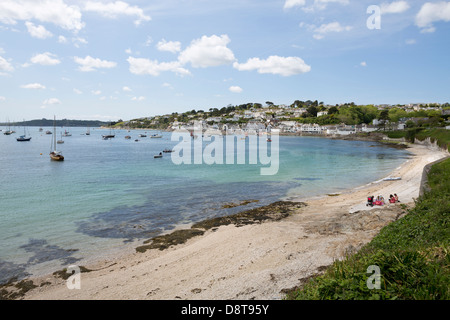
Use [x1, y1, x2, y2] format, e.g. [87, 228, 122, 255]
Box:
[20, 143, 448, 300]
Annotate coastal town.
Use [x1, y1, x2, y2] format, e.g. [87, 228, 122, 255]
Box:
[117, 101, 450, 136]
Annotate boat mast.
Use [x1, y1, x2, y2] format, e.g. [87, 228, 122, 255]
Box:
[53, 116, 57, 151]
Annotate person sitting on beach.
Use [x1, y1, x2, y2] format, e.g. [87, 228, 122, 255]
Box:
[389, 194, 396, 203]
[379, 196, 385, 205]
[394, 194, 400, 202]
[367, 196, 374, 207]
[374, 195, 383, 206]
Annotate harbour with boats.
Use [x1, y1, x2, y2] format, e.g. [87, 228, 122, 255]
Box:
[0, 125, 412, 284]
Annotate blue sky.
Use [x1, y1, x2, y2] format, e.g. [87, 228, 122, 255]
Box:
[0, 0, 449, 121]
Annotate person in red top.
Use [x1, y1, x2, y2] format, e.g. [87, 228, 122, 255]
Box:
[389, 194, 396, 203]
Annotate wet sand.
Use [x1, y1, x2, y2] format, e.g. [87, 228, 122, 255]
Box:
[19, 143, 448, 300]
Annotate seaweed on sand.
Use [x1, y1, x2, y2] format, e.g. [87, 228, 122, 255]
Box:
[136, 201, 306, 253]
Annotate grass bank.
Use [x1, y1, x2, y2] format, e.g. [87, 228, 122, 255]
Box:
[387, 128, 450, 152]
[286, 157, 450, 300]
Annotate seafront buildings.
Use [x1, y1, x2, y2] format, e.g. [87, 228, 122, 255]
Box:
[120, 102, 449, 137]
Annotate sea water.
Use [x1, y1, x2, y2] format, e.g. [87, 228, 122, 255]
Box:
[0, 126, 411, 283]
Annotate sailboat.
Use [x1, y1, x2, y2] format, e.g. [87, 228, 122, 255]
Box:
[16, 122, 32, 141]
[50, 116, 64, 161]
[57, 132, 64, 144]
[62, 129, 72, 137]
[3, 120, 14, 135]
[102, 123, 115, 140]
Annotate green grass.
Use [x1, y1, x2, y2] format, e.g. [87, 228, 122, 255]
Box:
[387, 128, 450, 151]
[286, 157, 450, 300]
[415, 128, 450, 152]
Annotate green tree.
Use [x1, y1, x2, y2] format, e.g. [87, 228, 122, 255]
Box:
[328, 106, 339, 115]
[378, 109, 390, 131]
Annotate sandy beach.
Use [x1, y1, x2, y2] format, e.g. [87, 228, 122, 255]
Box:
[18, 142, 448, 300]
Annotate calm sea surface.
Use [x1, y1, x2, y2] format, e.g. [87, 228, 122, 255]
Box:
[0, 126, 411, 283]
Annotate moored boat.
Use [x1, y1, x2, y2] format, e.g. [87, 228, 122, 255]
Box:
[50, 116, 64, 161]
[16, 135, 31, 141]
[16, 122, 31, 141]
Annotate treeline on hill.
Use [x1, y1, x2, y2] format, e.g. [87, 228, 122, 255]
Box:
[1, 119, 112, 127]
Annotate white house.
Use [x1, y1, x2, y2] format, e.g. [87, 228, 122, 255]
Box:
[300, 123, 323, 133]
[361, 124, 378, 132]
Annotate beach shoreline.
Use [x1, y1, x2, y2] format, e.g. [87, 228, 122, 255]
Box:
[6, 141, 447, 300]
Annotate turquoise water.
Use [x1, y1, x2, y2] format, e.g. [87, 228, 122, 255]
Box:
[0, 126, 411, 283]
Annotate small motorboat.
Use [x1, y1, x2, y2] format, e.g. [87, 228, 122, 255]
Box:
[125, 135, 131, 139]
[383, 177, 401, 181]
[150, 134, 162, 138]
[154, 153, 163, 158]
[139, 134, 147, 137]
[163, 148, 174, 153]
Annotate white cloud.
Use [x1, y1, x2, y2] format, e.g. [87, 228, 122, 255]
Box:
[162, 82, 174, 89]
[284, 0, 306, 9]
[30, 52, 61, 65]
[233, 55, 311, 76]
[91, 90, 102, 95]
[0, 96, 6, 101]
[178, 34, 236, 68]
[405, 39, 416, 45]
[43, 98, 61, 105]
[360, 61, 367, 67]
[312, 22, 352, 39]
[72, 37, 88, 48]
[58, 35, 68, 43]
[301, 0, 349, 12]
[83, 1, 151, 26]
[415, 2, 450, 33]
[156, 39, 181, 53]
[74, 55, 117, 72]
[380, 1, 410, 14]
[144, 36, 153, 47]
[0, 56, 14, 73]
[122, 86, 132, 92]
[21, 83, 45, 89]
[25, 21, 53, 39]
[73, 88, 82, 94]
[131, 96, 145, 101]
[229, 86, 243, 93]
[0, 0, 84, 32]
[127, 57, 190, 77]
